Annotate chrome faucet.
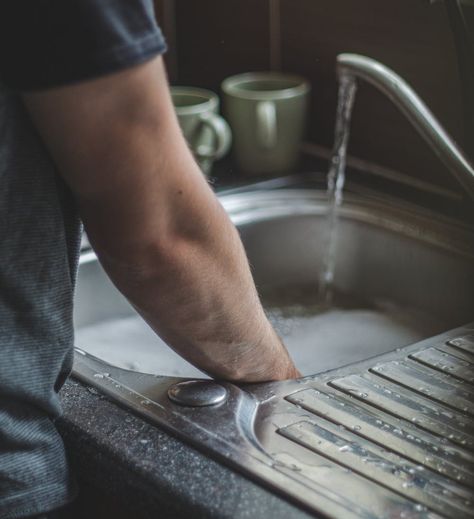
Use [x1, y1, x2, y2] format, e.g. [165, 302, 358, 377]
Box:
[336, 53, 474, 202]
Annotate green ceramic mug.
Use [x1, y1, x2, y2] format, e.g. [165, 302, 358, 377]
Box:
[222, 73, 310, 175]
[171, 87, 232, 175]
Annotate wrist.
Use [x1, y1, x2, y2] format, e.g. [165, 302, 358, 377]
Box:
[229, 321, 301, 383]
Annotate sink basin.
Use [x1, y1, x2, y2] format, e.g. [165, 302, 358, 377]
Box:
[73, 187, 474, 519]
[74, 188, 474, 377]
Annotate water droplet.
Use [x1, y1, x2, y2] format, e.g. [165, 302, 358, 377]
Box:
[442, 411, 454, 419]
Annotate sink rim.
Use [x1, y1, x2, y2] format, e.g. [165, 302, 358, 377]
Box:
[80, 188, 474, 268]
[220, 188, 474, 257]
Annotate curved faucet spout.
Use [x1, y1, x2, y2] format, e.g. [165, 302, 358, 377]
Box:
[336, 53, 474, 202]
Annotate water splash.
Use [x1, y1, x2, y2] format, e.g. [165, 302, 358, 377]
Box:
[319, 75, 358, 305]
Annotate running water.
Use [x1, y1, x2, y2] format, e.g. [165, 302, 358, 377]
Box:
[319, 75, 358, 305]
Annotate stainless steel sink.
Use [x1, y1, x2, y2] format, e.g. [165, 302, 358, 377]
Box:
[74, 189, 474, 376]
[72, 188, 474, 518]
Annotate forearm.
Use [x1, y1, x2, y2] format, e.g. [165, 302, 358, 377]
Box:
[96, 189, 298, 382]
[23, 57, 299, 382]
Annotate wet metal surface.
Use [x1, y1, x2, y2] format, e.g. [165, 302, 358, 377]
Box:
[73, 326, 474, 518]
[73, 188, 474, 517]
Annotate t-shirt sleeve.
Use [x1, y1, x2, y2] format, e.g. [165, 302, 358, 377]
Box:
[0, 0, 167, 92]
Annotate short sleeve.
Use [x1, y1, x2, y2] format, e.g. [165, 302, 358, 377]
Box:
[0, 0, 167, 92]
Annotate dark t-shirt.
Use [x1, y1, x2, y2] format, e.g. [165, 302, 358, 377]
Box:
[0, 2, 166, 517]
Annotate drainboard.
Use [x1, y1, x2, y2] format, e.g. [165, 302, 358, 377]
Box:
[72, 325, 474, 518]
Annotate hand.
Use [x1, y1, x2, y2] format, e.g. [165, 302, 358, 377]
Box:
[218, 324, 302, 383]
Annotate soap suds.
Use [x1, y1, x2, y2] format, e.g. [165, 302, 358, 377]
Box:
[76, 292, 443, 377]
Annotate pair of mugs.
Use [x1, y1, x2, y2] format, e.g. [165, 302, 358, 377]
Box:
[172, 72, 310, 176]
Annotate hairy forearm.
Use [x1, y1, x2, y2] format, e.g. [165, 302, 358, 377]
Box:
[23, 56, 299, 382]
[96, 196, 299, 382]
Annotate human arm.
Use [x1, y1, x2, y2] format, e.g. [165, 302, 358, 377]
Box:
[23, 56, 300, 382]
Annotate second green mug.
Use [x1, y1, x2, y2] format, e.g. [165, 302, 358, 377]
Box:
[222, 72, 310, 175]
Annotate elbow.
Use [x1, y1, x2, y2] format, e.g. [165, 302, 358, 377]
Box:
[93, 233, 187, 286]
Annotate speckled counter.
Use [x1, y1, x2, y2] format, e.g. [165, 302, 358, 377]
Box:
[58, 378, 314, 519]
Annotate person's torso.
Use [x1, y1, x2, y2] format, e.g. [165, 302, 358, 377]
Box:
[0, 85, 81, 412]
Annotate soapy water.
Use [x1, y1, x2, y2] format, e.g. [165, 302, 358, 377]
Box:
[77, 315, 207, 379]
[264, 290, 442, 376]
[76, 287, 443, 378]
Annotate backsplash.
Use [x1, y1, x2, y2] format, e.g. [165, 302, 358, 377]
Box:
[154, 0, 469, 194]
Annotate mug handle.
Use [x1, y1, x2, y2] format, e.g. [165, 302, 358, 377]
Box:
[195, 113, 232, 160]
[256, 101, 277, 149]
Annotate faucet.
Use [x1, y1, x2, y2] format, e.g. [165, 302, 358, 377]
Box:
[336, 53, 474, 202]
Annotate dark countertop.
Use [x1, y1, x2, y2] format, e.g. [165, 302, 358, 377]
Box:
[58, 377, 314, 519]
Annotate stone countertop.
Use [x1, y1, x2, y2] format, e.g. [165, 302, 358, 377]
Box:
[58, 377, 315, 519]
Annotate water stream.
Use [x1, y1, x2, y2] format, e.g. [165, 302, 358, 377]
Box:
[319, 75, 358, 305]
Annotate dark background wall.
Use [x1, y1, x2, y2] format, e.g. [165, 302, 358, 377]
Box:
[154, 0, 471, 194]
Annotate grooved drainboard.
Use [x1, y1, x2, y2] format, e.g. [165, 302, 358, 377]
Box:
[72, 327, 474, 519]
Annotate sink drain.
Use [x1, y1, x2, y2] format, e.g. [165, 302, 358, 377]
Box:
[167, 380, 228, 407]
